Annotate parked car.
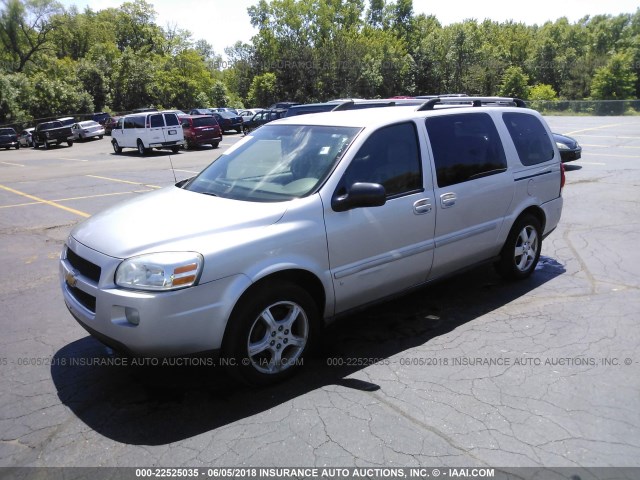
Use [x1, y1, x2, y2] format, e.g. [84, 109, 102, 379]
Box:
[211, 111, 243, 133]
[162, 109, 187, 116]
[188, 108, 214, 116]
[212, 107, 239, 114]
[179, 115, 222, 149]
[57, 117, 75, 127]
[239, 109, 264, 123]
[71, 120, 105, 141]
[267, 101, 301, 109]
[92, 112, 110, 125]
[18, 128, 35, 147]
[104, 116, 120, 136]
[33, 121, 74, 149]
[60, 97, 564, 385]
[111, 111, 184, 155]
[553, 133, 582, 163]
[0, 127, 20, 149]
[242, 109, 287, 134]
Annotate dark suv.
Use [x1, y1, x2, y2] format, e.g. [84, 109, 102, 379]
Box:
[180, 115, 223, 149]
[242, 109, 287, 134]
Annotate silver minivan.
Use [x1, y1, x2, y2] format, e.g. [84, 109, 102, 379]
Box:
[111, 112, 185, 155]
[60, 98, 564, 384]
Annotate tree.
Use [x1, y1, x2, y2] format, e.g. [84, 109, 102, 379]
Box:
[247, 72, 277, 107]
[0, 0, 63, 72]
[499, 66, 530, 99]
[529, 83, 557, 100]
[590, 53, 637, 100]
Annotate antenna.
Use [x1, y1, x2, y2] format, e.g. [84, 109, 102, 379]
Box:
[168, 153, 177, 183]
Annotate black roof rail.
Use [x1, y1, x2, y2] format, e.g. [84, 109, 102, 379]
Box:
[417, 96, 526, 111]
[331, 100, 397, 111]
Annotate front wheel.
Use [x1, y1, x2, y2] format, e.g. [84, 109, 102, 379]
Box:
[495, 214, 542, 280]
[222, 282, 318, 385]
[211, 141, 219, 148]
[137, 140, 146, 155]
[112, 140, 122, 154]
[15, 143, 20, 150]
[171, 146, 180, 153]
[67, 140, 74, 147]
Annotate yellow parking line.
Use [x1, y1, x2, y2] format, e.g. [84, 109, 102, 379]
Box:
[565, 123, 625, 135]
[0, 184, 90, 218]
[0, 190, 152, 210]
[86, 175, 162, 189]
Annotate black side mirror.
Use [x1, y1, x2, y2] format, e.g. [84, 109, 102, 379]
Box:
[331, 182, 386, 212]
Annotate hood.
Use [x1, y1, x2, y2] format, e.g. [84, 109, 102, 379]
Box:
[552, 133, 578, 148]
[71, 186, 288, 258]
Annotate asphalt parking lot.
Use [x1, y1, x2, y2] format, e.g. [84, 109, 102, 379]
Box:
[0, 117, 639, 472]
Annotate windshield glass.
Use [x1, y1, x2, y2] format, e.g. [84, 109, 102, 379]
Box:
[184, 124, 361, 202]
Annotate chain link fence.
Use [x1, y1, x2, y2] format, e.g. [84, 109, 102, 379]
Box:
[528, 99, 640, 116]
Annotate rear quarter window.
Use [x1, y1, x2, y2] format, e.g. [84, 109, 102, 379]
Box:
[502, 112, 555, 166]
[426, 113, 507, 188]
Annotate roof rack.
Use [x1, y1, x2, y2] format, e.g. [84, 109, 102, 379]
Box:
[417, 96, 526, 111]
[331, 100, 397, 111]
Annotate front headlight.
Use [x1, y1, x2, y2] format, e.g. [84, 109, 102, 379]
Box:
[115, 252, 203, 291]
[556, 141, 569, 150]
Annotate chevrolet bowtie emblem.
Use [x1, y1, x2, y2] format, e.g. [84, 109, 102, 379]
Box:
[65, 270, 78, 288]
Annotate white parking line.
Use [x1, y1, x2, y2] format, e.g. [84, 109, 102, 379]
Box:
[58, 157, 89, 162]
[1, 161, 25, 167]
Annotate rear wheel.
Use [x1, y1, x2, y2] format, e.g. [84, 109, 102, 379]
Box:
[67, 140, 74, 147]
[44, 141, 49, 150]
[15, 143, 20, 150]
[171, 146, 180, 153]
[112, 140, 122, 154]
[496, 214, 542, 280]
[222, 282, 318, 385]
[211, 141, 219, 148]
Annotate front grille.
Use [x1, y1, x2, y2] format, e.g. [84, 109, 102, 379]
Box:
[66, 248, 101, 283]
[67, 284, 97, 313]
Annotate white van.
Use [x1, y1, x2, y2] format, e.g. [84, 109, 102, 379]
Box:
[111, 112, 184, 155]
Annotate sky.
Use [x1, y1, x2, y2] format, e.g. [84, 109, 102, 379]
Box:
[59, 0, 640, 58]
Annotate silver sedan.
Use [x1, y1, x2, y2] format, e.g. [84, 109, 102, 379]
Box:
[71, 120, 105, 141]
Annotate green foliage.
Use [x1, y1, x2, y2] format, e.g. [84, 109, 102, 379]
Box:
[529, 83, 557, 101]
[499, 66, 530, 99]
[2, 0, 640, 125]
[247, 73, 278, 107]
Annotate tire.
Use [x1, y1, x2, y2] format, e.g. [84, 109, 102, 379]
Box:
[171, 146, 180, 153]
[242, 126, 249, 135]
[112, 140, 122, 154]
[67, 140, 74, 147]
[15, 143, 20, 150]
[496, 214, 542, 280]
[222, 282, 318, 385]
[99, 135, 103, 139]
[33, 141, 39, 149]
[211, 141, 219, 148]
[137, 140, 146, 156]
[44, 141, 49, 150]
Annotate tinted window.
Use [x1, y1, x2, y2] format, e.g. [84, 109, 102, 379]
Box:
[164, 113, 179, 126]
[502, 113, 555, 165]
[132, 116, 146, 128]
[124, 117, 135, 129]
[150, 114, 164, 128]
[426, 113, 507, 188]
[341, 122, 422, 197]
[192, 117, 217, 128]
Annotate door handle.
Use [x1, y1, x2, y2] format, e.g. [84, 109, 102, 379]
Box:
[440, 192, 457, 208]
[413, 198, 432, 214]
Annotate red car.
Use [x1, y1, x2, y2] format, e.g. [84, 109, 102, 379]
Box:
[104, 116, 120, 136]
[179, 115, 223, 149]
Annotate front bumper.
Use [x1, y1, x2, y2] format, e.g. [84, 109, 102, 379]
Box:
[60, 239, 250, 356]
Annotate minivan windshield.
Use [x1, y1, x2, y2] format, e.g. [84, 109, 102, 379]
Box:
[184, 124, 361, 202]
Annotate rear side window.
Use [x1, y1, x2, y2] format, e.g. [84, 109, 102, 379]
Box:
[133, 116, 146, 128]
[150, 114, 164, 128]
[164, 113, 179, 126]
[342, 122, 422, 198]
[503, 113, 555, 165]
[426, 113, 507, 188]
